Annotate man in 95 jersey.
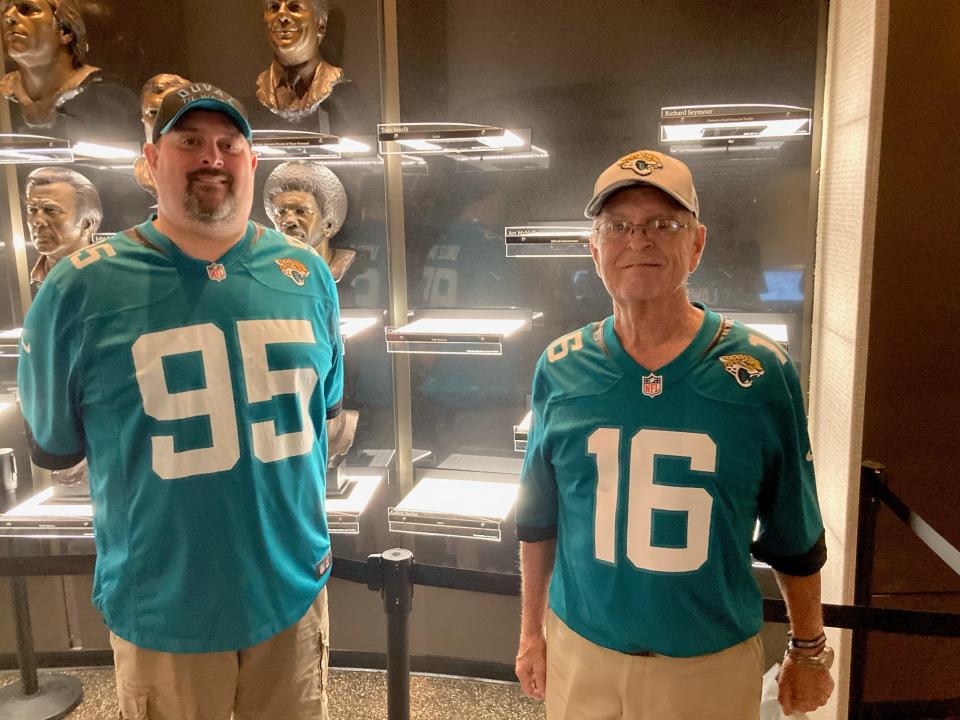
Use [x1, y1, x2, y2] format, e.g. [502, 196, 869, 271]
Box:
[515, 150, 834, 719]
[18, 84, 342, 720]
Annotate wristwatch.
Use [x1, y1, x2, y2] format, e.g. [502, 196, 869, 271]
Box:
[785, 644, 834, 671]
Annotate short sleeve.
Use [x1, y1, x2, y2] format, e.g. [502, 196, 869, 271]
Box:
[517, 355, 559, 542]
[752, 356, 825, 564]
[18, 281, 87, 469]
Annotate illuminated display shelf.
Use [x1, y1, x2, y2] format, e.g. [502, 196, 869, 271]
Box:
[251, 130, 373, 160]
[1, 469, 385, 539]
[340, 309, 383, 340]
[0, 133, 73, 164]
[387, 474, 520, 542]
[505, 225, 591, 257]
[385, 308, 541, 355]
[377, 122, 530, 157]
[453, 145, 549, 172]
[327, 469, 386, 535]
[514, 411, 532, 452]
[0, 487, 94, 539]
[659, 104, 812, 146]
[0, 327, 22, 359]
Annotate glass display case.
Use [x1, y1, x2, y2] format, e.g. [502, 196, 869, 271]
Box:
[0, 0, 824, 651]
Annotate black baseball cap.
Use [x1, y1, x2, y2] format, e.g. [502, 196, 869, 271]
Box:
[152, 82, 252, 144]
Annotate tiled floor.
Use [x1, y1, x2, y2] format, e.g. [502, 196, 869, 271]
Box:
[0, 666, 545, 719]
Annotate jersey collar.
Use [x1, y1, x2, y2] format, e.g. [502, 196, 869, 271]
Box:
[603, 302, 721, 388]
[136, 217, 256, 272]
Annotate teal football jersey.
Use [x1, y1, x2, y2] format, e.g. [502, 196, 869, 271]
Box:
[517, 307, 823, 657]
[18, 220, 343, 653]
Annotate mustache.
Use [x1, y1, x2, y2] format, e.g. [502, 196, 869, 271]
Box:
[187, 168, 233, 185]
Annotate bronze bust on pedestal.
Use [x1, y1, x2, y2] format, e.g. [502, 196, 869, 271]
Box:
[257, 0, 343, 122]
[0, 0, 100, 128]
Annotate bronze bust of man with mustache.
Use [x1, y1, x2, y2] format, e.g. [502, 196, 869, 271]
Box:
[263, 160, 354, 281]
[134, 73, 190, 195]
[0, 0, 101, 128]
[257, 0, 344, 122]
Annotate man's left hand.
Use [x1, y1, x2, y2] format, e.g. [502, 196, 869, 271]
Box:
[778, 654, 835, 715]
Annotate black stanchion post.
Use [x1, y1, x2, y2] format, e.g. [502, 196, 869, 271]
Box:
[849, 461, 884, 719]
[368, 548, 415, 720]
[0, 455, 84, 719]
[11, 574, 39, 695]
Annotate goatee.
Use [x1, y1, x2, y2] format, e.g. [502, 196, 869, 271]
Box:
[183, 170, 237, 226]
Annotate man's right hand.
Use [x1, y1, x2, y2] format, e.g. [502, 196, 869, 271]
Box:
[515, 632, 547, 701]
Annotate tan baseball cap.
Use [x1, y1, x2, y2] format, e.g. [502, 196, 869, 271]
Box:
[584, 150, 699, 218]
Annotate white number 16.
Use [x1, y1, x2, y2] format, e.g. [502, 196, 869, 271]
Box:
[587, 428, 715, 573]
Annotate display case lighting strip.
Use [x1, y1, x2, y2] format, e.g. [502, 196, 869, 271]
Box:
[476, 130, 525, 149]
[318, 155, 427, 169]
[4, 487, 91, 519]
[396, 139, 442, 152]
[329, 137, 371, 154]
[399, 317, 525, 337]
[378, 123, 531, 157]
[662, 119, 810, 142]
[452, 147, 549, 163]
[72, 141, 139, 160]
[0, 133, 73, 164]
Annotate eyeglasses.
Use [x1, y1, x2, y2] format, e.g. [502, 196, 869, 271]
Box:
[595, 218, 690, 243]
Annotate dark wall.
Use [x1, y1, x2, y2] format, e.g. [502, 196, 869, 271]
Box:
[860, 0, 960, 704]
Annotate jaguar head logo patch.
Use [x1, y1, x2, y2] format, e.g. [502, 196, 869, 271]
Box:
[275, 258, 310, 287]
[720, 354, 765, 388]
[618, 150, 664, 177]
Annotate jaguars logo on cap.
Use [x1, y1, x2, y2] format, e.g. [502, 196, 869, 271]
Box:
[720, 354, 765, 388]
[275, 258, 310, 287]
[618, 150, 664, 177]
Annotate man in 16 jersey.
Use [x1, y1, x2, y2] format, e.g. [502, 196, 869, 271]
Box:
[515, 150, 834, 719]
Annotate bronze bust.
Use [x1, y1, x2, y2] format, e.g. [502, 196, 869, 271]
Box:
[264, 159, 358, 469]
[257, 0, 343, 122]
[134, 73, 190, 194]
[263, 160, 354, 281]
[25, 166, 101, 284]
[24, 169, 99, 498]
[0, 0, 101, 127]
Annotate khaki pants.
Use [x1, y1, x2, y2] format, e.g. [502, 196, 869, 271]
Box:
[545, 610, 763, 720]
[111, 588, 329, 720]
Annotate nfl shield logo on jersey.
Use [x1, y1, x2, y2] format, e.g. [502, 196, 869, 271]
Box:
[206, 262, 227, 282]
[641, 372, 663, 398]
